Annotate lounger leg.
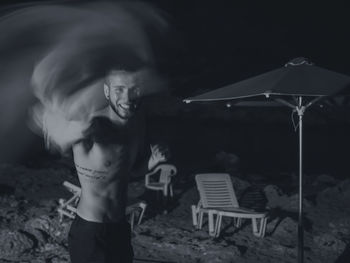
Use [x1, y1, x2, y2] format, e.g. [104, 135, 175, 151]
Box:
[215, 214, 223, 238]
[235, 218, 242, 228]
[191, 205, 198, 226]
[198, 211, 204, 229]
[252, 218, 259, 237]
[208, 210, 215, 236]
[260, 217, 267, 237]
[252, 217, 267, 238]
[257, 218, 264, 237]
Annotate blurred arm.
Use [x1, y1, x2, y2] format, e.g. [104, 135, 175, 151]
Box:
[30, 104, 89, 154]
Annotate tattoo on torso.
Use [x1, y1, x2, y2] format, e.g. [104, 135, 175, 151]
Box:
[75, 163, 108, 180]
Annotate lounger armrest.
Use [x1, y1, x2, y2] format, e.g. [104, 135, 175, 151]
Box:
[63, 181, 81, 194]
[145, 169, 159, 185]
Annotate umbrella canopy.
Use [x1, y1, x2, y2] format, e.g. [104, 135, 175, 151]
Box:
[184, 57, 350, 103]
[184, 57, 350, 263]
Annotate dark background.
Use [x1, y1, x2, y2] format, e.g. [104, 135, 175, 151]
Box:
[1, 0, 350, 177]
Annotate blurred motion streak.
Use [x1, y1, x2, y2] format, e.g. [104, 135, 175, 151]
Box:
[0, 1, 168, 161]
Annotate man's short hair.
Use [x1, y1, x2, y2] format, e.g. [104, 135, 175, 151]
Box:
[102, 44, 149, 75]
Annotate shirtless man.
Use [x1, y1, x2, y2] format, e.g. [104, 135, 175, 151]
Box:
[50, 67, 167, 263]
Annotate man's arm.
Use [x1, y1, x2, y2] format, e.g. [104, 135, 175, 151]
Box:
[30, 104, 89, 154]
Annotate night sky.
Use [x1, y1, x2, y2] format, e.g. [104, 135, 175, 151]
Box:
[148, 1, 350, 96]
[1, 0, 349, 95]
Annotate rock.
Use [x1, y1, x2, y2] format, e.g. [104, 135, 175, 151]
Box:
[134, 222, 241, 263]
[282, 193, 312, 212]
[266, 217, 280, 234]
[273, 217, 298, 245]
[264, 185, 312, 211]
[51, 256, 70, 263]
[328, 218, 350, 239]
[0, 229, 34, 260]
[312, 174, 337, 186]
[269, 243, 297, 258]
[24, 217, 51, 245]
[200, 248, 238, 263]
[264, 185, 289, 209]
[313, 233, 346, 252]
[24, 215, 71, 245]
[317, 179, 350, 211]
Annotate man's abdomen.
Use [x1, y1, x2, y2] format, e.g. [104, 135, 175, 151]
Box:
[77, 182, 128, 222]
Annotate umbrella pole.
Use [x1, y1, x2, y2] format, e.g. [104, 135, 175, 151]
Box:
[297, 96, 305, 263]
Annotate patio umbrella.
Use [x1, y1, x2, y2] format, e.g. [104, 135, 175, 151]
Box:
[184, 57, 350, 263]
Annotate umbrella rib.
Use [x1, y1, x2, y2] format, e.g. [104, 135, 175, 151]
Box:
[184, 93, 326, 104]
[183, 93, 268, 103]
[305, 96, 325, 109]
[274, 98, 296, 109]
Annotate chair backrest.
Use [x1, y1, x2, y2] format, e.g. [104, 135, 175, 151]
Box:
[155, 164, 177, 184]
[195, 173, 239, 208]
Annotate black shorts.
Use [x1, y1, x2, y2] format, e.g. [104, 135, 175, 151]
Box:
[68, 215, 134, 263]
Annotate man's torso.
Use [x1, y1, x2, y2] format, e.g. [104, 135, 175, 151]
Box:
[72, 115, 144, 222]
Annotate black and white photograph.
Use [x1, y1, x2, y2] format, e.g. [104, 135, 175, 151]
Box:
[0, 0, 349, 262]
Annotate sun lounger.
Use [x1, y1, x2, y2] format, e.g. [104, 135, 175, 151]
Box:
[192, 173, 267, 237]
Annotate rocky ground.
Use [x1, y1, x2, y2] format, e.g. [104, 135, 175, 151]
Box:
[0, 159, 349, 263]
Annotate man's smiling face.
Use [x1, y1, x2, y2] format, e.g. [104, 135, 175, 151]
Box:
[104, 70, 141, 121]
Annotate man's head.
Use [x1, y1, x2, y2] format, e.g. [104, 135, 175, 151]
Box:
[104, 69, 142, 121]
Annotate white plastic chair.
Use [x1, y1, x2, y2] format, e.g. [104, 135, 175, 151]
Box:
[192, 173, 267, 237]
[57, 181, 147, 230]
[145, 164, 177, 198]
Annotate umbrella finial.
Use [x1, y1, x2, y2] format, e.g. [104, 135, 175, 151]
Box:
[285, 57, 314, 67]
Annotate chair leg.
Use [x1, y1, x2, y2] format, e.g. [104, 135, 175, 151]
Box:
[130, 211, 135, 231]
[58, 210, 63, 223]
[137, 203, 147, 225]
[191, 205, 198, 226]
[58, 198, 65, 222]
[169, 185, 173, 198]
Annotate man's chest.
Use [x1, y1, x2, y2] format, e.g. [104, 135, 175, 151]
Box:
[75, 119, 144, 166]
[73, 132, 141, 168]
